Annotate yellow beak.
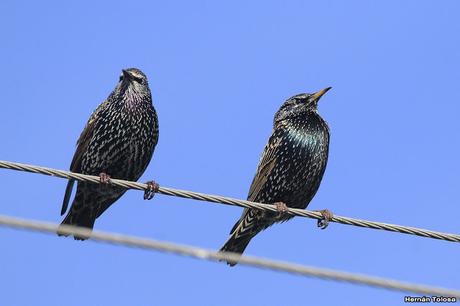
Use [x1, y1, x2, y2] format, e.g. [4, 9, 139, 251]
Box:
[311, 87, 332, 101]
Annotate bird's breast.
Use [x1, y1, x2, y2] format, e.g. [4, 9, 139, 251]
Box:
[82, 99, 158, 180]
[274, 123, 329, 207]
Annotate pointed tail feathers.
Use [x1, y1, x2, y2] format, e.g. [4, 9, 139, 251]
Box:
[57, 209, 95, 240]
[219, 210, 260, 266]
[219, 233, 253, 266]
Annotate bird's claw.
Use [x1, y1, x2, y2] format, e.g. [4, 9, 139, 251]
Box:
[99, 172, 111, 184]
[274, 202, 289, 219]
[144, 181, 159, 200]
[316, 209, 333, 229]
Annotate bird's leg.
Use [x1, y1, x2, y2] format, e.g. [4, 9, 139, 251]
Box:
[99, 172, 111, 184]
[273, 201, 289, 220]
[144, 180, 159, 200]
[315, 209, 333, 229]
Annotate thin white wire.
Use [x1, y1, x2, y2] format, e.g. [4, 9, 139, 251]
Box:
[0, 214, 459, 297]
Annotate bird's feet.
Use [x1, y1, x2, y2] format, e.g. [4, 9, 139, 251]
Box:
[99, 172, 111, 184]
[274, 201, 289, 220]
[315, 209, 333, 229]
[144, 180, 159, 200]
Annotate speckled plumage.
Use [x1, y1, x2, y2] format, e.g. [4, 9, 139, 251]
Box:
[58, 68, 159, 240]
[220, 88, 331, 265]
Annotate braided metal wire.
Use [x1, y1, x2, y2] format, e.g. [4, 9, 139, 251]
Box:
[1, 159, 459, 242]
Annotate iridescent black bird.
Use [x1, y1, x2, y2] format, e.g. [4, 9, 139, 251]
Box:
[58, 68, 159, 240]
[220, 88, 332, 265]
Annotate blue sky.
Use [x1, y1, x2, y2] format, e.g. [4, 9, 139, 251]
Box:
[1, 1, 459, 305]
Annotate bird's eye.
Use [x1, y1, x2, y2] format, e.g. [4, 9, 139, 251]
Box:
[134, 77, 143, 84]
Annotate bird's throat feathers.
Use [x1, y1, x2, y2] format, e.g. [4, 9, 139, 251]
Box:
[115, 85, 152, 111]
[279, 111, 329, 144]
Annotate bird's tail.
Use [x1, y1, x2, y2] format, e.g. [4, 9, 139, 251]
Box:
[219, 209, 260, 266]
[57, 207, 95, 241]
[219, 233, 253, 266]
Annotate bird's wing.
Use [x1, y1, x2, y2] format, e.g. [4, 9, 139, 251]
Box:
[60, 101, 108, 215]
[247, 129, 283, 202]
[228, 128, 284, 235]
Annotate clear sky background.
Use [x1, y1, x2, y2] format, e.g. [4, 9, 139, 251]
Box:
[1, 1, 459, 305]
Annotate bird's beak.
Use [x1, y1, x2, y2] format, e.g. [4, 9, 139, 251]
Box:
[122, 69, 132, 80]
[310, 87, 332, 102]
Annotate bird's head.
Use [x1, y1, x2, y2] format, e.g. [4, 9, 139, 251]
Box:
[274, 87, 331, 123]
[116, 68, 150, 97]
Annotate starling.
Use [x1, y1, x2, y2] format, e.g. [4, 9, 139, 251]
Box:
[58, 68, 159, 240]
[220, 87, 332, 265]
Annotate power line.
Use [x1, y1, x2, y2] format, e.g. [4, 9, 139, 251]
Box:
[1, 159, 459, 243]
[0, 214, 459, 298]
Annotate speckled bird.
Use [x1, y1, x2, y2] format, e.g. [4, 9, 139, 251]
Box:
[220, 88, 332, 265]
[58, 68, 159, 240]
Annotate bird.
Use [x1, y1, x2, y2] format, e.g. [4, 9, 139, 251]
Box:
[220, 87, 332, 266]
[58, 68, 159, 240]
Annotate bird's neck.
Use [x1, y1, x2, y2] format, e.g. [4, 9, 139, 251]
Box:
[282, 111, 328, 134]
[117, 90, 152, 111]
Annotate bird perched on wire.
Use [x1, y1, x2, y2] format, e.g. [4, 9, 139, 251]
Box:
[220, 88, 332, 266]
[58, 68, 159, 240]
